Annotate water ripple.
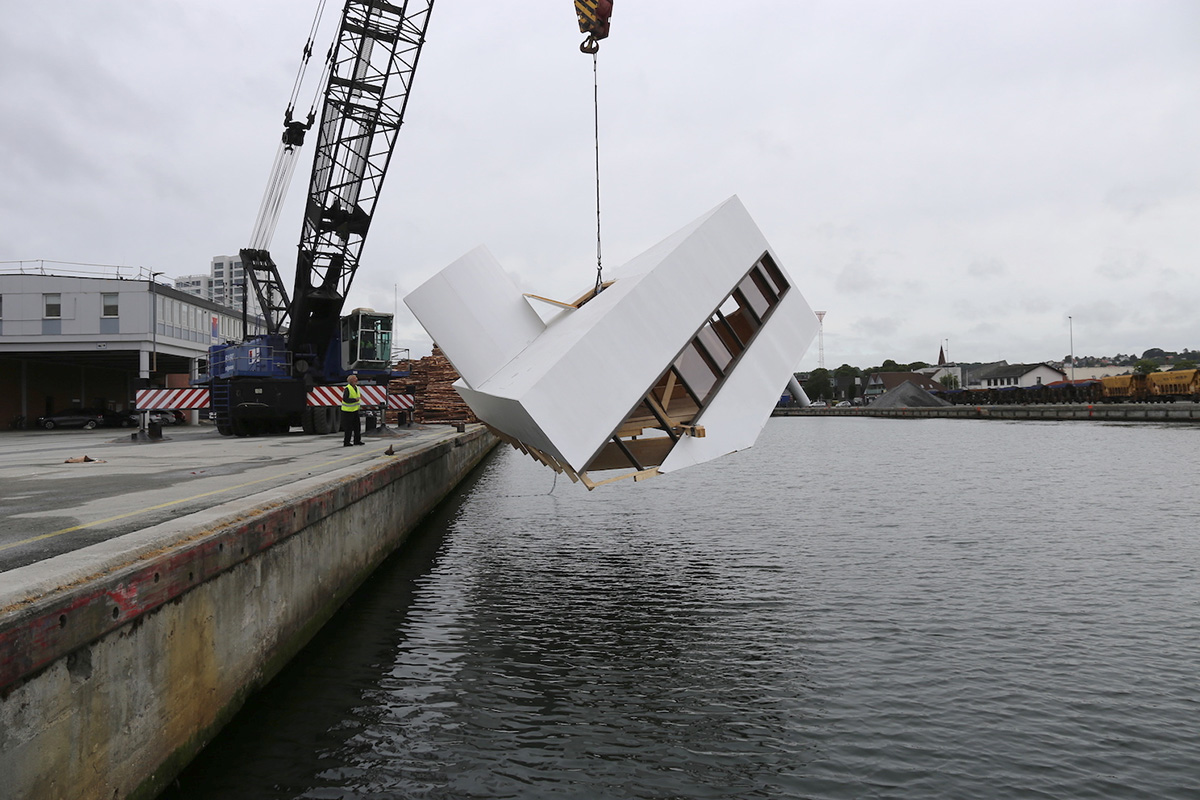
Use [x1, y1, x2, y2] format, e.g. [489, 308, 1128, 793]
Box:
[162, 419, 1200, 800]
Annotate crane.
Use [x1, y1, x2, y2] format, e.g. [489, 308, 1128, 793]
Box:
[199, 0, 434, 436]
[198, 0, 613, 436]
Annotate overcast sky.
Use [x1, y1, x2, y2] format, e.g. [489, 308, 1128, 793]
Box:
[2, 1, 1197, 370]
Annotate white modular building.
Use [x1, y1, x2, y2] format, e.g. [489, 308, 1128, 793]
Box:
[406, 196, 819, 488]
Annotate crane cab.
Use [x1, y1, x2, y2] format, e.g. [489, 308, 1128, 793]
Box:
[339, 308, 393, 371]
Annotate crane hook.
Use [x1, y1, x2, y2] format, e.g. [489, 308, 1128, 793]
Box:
[575, 0, 611, 54]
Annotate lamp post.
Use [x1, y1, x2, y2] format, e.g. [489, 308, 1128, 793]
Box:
[150, 272, 164, 376]
[138, 271, 166, 437]
[1068, 315, 1074, 381]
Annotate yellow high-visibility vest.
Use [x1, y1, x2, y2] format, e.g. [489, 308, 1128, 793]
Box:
[341, 383, 362, 413]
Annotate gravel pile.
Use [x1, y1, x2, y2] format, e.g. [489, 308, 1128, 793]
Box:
[870, 381, 951, 409]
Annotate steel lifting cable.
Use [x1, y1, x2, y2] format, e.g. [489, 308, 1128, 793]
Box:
[249, 0, 330, 251]
[250, 143, 303, 250]
[287, 0, 330, 120]
[592, 51, 604, 296]
[307, 41, 335, 123]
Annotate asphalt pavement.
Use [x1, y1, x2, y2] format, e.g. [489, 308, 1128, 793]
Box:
[0, 422, 453, 573]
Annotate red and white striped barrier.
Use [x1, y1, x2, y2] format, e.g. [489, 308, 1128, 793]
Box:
[306, 386, 343, 407]
[135, 385, 408, 411]
[135, 388, 211, 410]
[305, 384, 389, 407]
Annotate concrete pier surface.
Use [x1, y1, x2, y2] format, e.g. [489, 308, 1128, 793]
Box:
[0, 424, 466, 572]
[774, 402, 1200, 422]
[0, 423, 498, 800]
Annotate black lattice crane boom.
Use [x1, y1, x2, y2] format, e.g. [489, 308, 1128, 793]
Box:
[241, 0, 435, 379]
[289, 0, 434, 374]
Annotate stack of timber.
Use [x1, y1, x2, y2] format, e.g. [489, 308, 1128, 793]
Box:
[393, 346, 478, 424]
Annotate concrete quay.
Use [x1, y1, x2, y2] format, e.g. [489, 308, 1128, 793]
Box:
[0, 423, 498, 800]
[774, 402, 1200, 422]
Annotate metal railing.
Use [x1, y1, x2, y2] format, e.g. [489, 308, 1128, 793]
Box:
[0, 260, 172, 282]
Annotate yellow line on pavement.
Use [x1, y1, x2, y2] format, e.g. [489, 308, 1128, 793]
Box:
[0, 447, 388, 553]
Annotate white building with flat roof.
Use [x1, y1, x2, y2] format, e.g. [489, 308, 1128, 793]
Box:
[0, 267, 264, 422]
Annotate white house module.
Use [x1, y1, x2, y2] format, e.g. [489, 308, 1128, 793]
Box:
[405, 196, 819, 488]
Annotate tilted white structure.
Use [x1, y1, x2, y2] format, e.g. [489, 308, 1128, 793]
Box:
[405, 196, 819, 488]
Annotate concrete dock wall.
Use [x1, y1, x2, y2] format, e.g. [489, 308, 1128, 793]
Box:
[0, 426, 497, 800]
[774, 403, 1200, 422]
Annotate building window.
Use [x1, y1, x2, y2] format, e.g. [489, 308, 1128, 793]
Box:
[44, 293, 61, 318]
[102, 293, 119, 317]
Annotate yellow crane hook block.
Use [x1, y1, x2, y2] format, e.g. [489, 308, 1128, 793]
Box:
[575, 0, 613, 53]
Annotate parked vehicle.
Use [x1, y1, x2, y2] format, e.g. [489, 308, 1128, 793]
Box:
[36, 408, 132, 430]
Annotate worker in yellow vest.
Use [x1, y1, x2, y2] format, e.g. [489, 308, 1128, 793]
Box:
[341, 373, 364, 446]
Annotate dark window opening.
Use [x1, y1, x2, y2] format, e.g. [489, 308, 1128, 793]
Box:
[674, 340, 720, 404]
[736, 273, 771, 321]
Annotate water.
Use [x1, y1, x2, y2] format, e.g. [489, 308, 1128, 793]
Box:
[162, 417, 1200, 799]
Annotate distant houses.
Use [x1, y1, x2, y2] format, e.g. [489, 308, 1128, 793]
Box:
[862, 362, 1065, 404]
[966, 362, 1066, 389]
[799, 350, 1126, 406]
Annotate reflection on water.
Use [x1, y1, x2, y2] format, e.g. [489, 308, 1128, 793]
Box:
[162, 418, 1200, 799]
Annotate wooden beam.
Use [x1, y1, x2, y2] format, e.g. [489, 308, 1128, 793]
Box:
[568, 280, 616, 308]
[522, 293, 579, 311]
[659, 370, 677, 409]
[579, 467, 660, 490]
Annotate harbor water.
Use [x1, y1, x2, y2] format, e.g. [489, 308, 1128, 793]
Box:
[162, 417, 1200, 799]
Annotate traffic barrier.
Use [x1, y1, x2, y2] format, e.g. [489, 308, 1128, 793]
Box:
[134, 386, 413, 410]
[134, 388, 211, 409]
